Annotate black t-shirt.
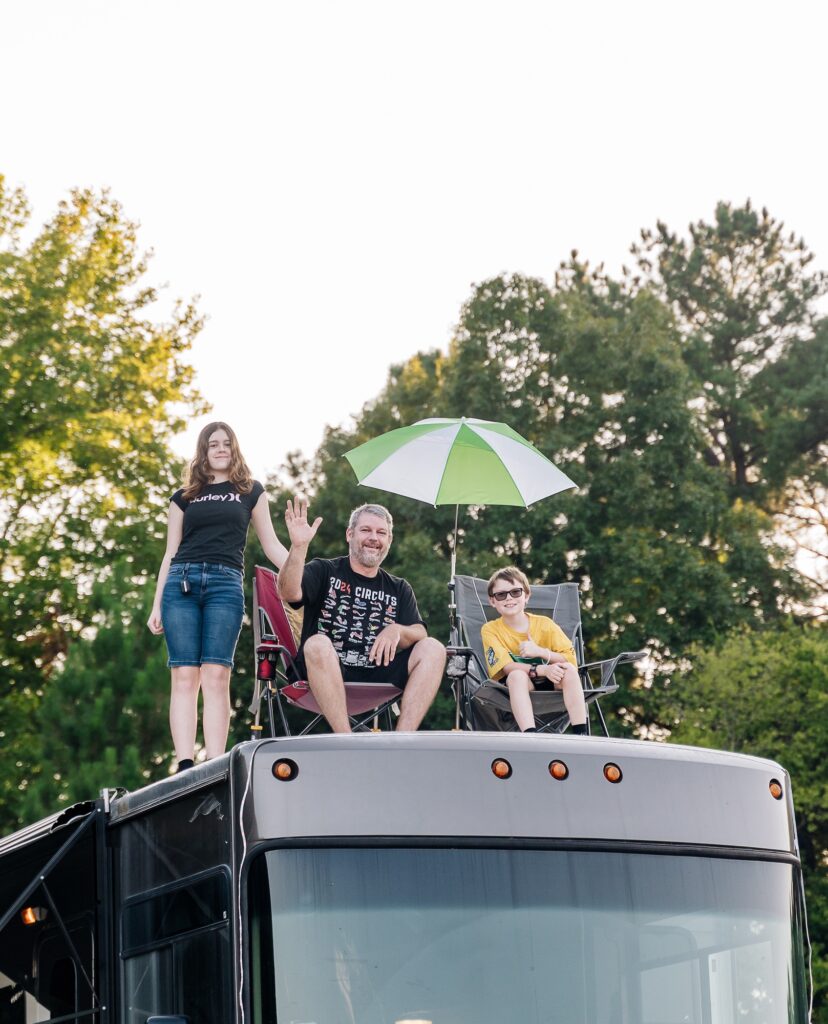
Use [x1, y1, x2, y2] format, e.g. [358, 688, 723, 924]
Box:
[295, 556, 425, 670]
[170, 480, 264, 570]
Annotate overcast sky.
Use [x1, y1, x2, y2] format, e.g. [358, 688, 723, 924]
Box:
[3, 0, 826, 483]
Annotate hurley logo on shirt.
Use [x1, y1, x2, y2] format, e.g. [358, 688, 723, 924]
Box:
[191, 493, 242, 504]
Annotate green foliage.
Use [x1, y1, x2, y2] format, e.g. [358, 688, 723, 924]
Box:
[632, 199, 828, 503]
[0, 176, 205, 827]
[17, 566, 173, 822]
[436, 271, 797, 673]
[665, 622, 828, 1019]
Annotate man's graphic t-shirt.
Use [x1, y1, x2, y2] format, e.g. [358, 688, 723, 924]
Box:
[170, 480, 264, 570]
[295, 557, 425, 670]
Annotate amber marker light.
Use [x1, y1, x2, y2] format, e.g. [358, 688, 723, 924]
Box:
[548, 760, 569, 781]
[491, 758, 512, 779]
[769, 779, 783, 800]
[21, 906, 47, 926]
[603, 763, 623, 784]
[272, 758, 299, 781]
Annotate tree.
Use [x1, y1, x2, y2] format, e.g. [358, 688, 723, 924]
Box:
[0, 176, 205, 828]
[664, 622, 828, 1020]
[442, 269, 794, 637]
[18, 565, 173, 823]
[632, 200, 828, 506]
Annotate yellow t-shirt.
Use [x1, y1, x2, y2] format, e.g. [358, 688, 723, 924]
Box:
[481, 613, 577, 680]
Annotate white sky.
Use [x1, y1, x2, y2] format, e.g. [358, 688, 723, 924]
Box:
[3, 0, 827, 482]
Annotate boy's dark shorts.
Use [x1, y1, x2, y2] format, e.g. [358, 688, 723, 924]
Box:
[293, 644, 413, 689]
[532, 676, 558, 692]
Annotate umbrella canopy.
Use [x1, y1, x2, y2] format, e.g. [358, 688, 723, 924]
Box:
[344, 417, 577, 508]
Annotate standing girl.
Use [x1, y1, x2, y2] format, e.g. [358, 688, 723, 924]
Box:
[148, 422, 288, 771]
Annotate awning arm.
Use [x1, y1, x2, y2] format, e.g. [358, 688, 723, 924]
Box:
[0, 809, 97, 936]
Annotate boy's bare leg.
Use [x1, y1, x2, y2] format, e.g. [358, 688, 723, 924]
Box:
[560, 664, 587, 726]
[396, 637, 446, 731]
[506, 670, 536, 731]
[303, 634, 351, 733]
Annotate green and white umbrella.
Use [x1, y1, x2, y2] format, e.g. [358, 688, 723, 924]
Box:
[345, 417, 576, 508]
[344, 417, 577, 576]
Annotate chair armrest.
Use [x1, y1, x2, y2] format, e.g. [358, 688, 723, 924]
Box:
[580, 651, 647, 672]
[579, 650, 647, 689]
[257, 639, 292, 662]
[445, 646, 489, 680]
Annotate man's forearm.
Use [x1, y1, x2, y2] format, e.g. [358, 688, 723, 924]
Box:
[277, 544, 309, 601]
[397, 623, 427, 650]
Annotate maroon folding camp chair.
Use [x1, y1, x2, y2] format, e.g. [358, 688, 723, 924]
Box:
[248, 566, 403, 736]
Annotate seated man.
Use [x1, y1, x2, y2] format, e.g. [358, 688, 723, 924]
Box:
[279, 498, 445, 732]
[481, 566, 588, 734]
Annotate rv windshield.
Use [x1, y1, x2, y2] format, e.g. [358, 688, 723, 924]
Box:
[248, 847, 808, 1024]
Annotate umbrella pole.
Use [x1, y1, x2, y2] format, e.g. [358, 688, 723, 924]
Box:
[450, 503, 459, 584]
[448, 503, 459, 637]
[448, 504, 462, 730]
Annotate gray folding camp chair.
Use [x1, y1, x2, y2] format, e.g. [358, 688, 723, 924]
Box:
[446, 575, 646, 735]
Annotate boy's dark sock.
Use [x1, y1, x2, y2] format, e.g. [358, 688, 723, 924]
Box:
[177, 758, 195, 772]
[571, 723, 588, 735]
[523, 727, 538, 733]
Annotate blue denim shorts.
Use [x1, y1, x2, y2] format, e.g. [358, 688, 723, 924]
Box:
[161, 562, 245, 668]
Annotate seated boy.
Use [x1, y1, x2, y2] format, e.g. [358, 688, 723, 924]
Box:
[481, 567, 588, 734]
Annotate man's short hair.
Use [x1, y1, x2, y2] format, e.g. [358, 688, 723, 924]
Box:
[348, 503, 394, 533]
[487, 566, 531, 597]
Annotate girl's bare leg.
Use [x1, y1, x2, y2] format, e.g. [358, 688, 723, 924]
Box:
[170, 666, 201, 761]
[201, 662, 233, 758]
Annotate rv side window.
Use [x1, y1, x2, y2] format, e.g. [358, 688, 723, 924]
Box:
[121, 871, 231, 1024]
[34, 920, 95, 1022]
[124, 948, 172, 1024]
[174, 929, 232, 1023]
[122, 872, 228, 953]
[122, 931, 231, 1024]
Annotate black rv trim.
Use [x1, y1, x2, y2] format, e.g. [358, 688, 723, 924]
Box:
[241, 833, 801, 865]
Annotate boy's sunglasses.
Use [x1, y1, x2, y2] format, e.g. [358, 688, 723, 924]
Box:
[491, 587, 526, 602]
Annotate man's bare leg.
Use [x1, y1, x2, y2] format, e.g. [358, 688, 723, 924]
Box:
[396, 637, 446, 731]
[303, 634, 351, 733]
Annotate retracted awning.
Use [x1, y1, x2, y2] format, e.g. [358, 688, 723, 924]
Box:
[0, 801, 101, 1015]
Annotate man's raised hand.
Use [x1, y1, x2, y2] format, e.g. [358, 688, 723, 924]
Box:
[284, 497, 322, 548]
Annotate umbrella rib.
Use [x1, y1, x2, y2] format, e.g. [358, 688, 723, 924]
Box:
[433, 422, 506, 506]
[433, 436, 457, 506]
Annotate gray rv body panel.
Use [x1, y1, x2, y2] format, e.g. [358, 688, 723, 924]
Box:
[222, 733, 796, 855]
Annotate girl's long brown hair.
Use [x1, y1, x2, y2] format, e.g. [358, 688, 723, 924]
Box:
[182, 421, 254, 500]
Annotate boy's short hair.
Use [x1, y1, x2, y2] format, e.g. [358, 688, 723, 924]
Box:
[487, 566, 531, 597]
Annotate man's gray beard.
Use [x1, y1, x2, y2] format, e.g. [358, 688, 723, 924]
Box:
[350, 541, 387, 569]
